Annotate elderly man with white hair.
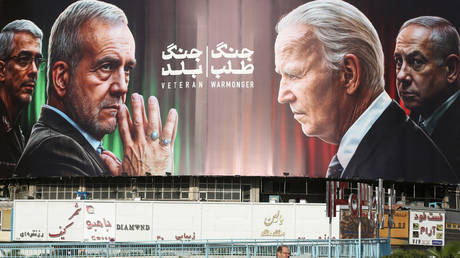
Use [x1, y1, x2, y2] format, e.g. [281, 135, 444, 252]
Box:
[274, 0, 457, 183]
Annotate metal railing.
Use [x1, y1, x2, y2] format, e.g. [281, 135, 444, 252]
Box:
[0, 238, 390, 257]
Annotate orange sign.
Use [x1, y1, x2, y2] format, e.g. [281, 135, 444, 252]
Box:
[379, 210, 409, 245]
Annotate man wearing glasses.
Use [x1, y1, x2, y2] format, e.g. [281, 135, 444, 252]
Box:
[0, 20, 43, 177]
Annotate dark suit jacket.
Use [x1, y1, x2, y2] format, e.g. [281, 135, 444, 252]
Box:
[428, 94, 460, 175]
[15, 106, 113, 177]
[0, 98, 24, 178]
[341, 101, 457, 183]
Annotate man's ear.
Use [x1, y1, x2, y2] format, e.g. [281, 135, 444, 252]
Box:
[445, 54, 460, 84]
[52, 61, 70, 98]
[341, 54, 361, 95]
[0, 60, 6, 83]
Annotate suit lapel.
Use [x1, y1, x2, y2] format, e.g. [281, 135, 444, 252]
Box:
[431, 93, 460, 138]
[38, 107, 111, 175]
[342, 101, 406, 177]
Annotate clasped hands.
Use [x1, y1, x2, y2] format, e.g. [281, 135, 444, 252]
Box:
[101, 93, 178, 176]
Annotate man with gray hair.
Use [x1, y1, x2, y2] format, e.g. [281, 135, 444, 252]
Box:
[16, 0, 177, 177]
[0, 20, 43, 177]
[394, 16, 460, 174]
[275, 0, 457, 182]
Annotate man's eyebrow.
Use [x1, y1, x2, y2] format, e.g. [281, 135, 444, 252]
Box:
[94, 56, 120, 67]
[393, 50, 428, 63]
[279, 42, 300, 57]
[407, 50, 426, 59]
[407, 51, 429, 65]
[17, 50, 42, 58]
[17, 50, 32, 55]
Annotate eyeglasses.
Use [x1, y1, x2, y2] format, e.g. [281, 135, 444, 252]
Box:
[5, 53, 46, 70]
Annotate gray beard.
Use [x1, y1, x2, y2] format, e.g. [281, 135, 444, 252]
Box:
[63, 83, 120, 140]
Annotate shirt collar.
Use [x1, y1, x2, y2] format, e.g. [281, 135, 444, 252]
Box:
[44, 105, 102, 151]
[421, 89, 460, 135]
[337, 91, 392, 171]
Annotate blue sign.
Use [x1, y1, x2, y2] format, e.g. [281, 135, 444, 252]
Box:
[432, 240, 443, 246]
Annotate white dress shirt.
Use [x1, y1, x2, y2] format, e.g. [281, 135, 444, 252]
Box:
[335, 91, 392, 175]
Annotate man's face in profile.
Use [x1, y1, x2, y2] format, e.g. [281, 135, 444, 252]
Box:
[2, 32, 41, 106]
[277, 246, 291, 258]
[64, 19, 136, 140]
[394, 25, 449, 113]
[275, 25, 342, 144]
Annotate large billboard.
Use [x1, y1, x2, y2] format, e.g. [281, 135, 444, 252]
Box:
[12, 200, 340, 242]
[0, 0, 459, 182]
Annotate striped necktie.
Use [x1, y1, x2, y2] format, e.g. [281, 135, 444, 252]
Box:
[97, 143, 104, 155]
[326, 154, 343, 178]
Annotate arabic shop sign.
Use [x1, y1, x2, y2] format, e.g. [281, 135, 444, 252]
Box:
[261, 210, 286, 237]
[46, 202, 84, 241]
[14, 200, 339, 241]
[84, 204, 115, 242]
[161, 42, 255, 90]
[409, 210, 445, 246]
[18, 229, 45, 240]
[48, 202, 82, 240]
[45, 202, 116, 242]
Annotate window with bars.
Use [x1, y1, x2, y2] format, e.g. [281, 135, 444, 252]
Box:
[85, 183, 133, 200]
[137, 177, 190, 200]
[198, 177, 250, 202]
[35, 184, 79, 200]
[83, 177, 190, 200]
[33, 177, 257, 201]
